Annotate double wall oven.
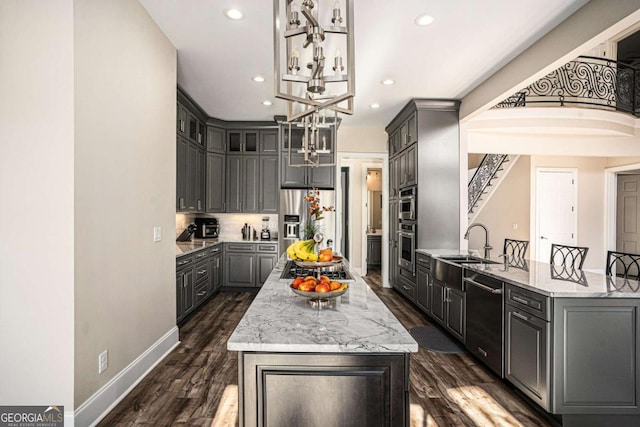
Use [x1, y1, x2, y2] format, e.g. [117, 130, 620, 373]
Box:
[398, 187, 417, 274]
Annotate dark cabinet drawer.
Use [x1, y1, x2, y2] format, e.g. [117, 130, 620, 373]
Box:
[176, 255, 193, 271]
[396, 276, 416, 301]
[193, 249, 210, 261]
[506, 284, 550, 321]
[208, 245, 223, 256]
[195, 259, 209, 285]
[194, 281, 209, 305]
[416, 253, 431, 268]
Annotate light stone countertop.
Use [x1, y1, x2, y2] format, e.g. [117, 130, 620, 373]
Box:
[227, 256, 419, 353]
[176, 238, 278, 257]
[417, 248, 640, 298]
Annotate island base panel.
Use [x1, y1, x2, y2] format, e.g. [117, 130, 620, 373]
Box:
[238, 352, 409, 427]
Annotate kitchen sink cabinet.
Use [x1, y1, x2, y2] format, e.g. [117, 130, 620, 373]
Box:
[445, 287, 465, 342]
[416, 254, 432, 313]
[206, 125, 225, 154]
[259, 156, 279, 213]
[430, 279, 446, 325]
[206, 152, 225, 212]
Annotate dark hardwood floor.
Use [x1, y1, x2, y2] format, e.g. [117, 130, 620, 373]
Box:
[99, 270, 552, 427]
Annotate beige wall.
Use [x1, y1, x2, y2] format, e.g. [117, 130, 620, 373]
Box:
[607, 157, 640, 168]
[530, 156, 607, 271]
[337, 126, 387, 152]
[0, 0, 76, 411]
[469, 156, 531, 258]
[74, 0, 177, 406]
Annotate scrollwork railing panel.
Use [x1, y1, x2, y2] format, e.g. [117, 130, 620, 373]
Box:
[493, 56, 638, 116]
[468, 154, 508, 214]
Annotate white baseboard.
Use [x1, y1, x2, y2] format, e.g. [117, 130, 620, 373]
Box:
[64, 413, 75, 427]
[74, 326, 180, 427]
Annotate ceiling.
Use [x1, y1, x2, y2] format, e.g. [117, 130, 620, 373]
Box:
[140, 0, 589, 126]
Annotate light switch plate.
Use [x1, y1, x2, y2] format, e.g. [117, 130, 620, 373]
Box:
[153, 226, 162, 242]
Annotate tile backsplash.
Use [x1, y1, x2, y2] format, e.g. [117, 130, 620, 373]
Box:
[176, 213, 279, 240]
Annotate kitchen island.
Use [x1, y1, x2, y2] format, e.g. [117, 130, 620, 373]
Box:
[227, 257, 418, 427]
[418, 249, 640, 427]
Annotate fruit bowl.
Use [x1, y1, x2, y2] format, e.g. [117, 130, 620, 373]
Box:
[290, 284, 349, 301]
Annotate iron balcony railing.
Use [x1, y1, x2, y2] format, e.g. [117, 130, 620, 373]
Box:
[468, 154, 509, 214]
[494, 55, 640, 117]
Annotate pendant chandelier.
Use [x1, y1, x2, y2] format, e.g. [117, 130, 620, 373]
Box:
[273, 0, 355, 166]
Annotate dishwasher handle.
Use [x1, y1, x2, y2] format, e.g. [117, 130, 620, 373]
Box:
[464, 277, 503, 294]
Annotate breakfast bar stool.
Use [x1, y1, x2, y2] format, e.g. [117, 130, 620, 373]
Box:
[550, 243, 589, 269]
[503, 238, 529, 259]
[606, 250, 640, 280]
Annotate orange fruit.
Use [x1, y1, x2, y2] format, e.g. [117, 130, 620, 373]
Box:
[315, 283, 330, 293]
[303, 276, 318, 283]
[298, 282, 313, 292]
[319, 275, 330, 283]
[329, 281, 341, 291]
[293, 277, 304, 286]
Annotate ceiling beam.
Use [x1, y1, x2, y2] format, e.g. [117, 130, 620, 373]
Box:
[460, 0, 640, 122]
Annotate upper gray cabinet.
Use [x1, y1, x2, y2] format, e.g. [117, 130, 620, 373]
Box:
[206, 152, 225, 212]
[207, 126, 225, 153]
[260, 130, 279, 155]
[259, 156, 279, 213]
[228, 130, 259, 154]
[280, 123, 335, 189]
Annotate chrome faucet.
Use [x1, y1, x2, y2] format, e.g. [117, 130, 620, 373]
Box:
[464, 223, 493, 260]
[498, 254, 510, 271]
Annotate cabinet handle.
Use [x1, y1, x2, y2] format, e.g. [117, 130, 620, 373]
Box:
[511, 295, 530, 305]
[197, 290, 207, 297]
[179, 198, 185, 209]
[180, 120, 184, 132]
[477, 347, 488, 357]
[197, 200, 202, 211]
[196, 253, 207, 258]
[197, 269, 207, 275]
[512, 311, 529, 321]
[182, 273, 186, 288]
[464, 278, 502, 294]
[177, 260, 189, 266]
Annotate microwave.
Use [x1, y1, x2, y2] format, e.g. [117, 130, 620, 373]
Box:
[194, 217, 220, 239]
[399, 187, 416, 221]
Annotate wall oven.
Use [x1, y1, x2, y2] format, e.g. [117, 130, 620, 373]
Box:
[398, 222, 416, 273]
[399, 187, 416, 221]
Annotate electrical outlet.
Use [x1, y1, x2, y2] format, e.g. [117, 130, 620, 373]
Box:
[99, 350, 108, 374]
[153, 226, 162, 242]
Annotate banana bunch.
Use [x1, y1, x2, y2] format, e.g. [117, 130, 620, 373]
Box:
[286, 240, 318, 261]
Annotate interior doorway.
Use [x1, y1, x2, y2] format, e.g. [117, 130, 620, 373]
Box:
[340, 167, 350, 259]
[605, 164, 640, 262]
[535, 168, 577, 262]
[616, 174, 640, 254]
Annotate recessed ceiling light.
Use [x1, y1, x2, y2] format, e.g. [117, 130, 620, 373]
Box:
[252, 75, 265, 82]
[381, 79, 395, 85]
[370, 103, 380, 109]
[224, 9, 244, 20]
[262, 100, 273, 106]
[414, 14, 434, 26]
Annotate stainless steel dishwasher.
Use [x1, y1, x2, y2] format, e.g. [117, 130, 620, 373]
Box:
[464, 269, 504, 377]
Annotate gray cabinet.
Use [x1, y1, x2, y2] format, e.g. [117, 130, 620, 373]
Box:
[227, 129, 259, 154]
[223, 243, 279, 288]
[257, 253, 278, 285]
[505, 303, 550, 410]
[176, 256, 195, 323]
[206, 153, 225, 212]
[445, 288, 465, 342]
[177, 103, 188, 136]
[389, 200, 398, 287]
[416, 254, 431, 313]
[226, 155, 265, 213]
[367, 235, 382, 266]
[259, 156, 279, 213]
[195, 148, 206, 211]
[260, 130, 279, 155]
[551, 298, 640, 415]
[431, 279, 446, 324]
[281, 153, 334, 189]
[177, 136, 189, 211]
[399, 145, 416, 188]
[207, 126, 225, 153]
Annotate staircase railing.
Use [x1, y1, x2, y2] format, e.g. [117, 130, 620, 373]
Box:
[494, 55, 640, 117]
[468, 154, 509, 214]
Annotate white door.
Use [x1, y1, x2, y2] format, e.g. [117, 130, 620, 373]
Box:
[535, 169, 577, 263]
[617, 174, 640, 254]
